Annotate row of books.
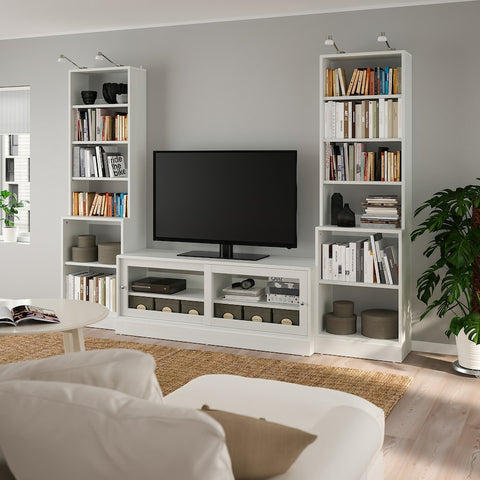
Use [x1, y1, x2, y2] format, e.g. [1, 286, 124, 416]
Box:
[325, 143, 401, 182]
[324, 99, 401, 139]
[321, 233, 398, 284]
[325, 66, 401, 97]
[73, 146, 127, 178]
[74, 108, 128, 142]
[72, 191, 129, 217]
[360, 195, 400, 227]
[66, 271, 116, 312]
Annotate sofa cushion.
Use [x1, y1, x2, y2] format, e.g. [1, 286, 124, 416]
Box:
[0, 348, 163, 403]
[200, 405, 316, 480]
[0, 348, 164, 476]
[0, 380, 234, 480]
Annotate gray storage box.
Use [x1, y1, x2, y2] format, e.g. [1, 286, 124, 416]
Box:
[214, 303, 243, 320]
[272, 308, 299, 326]
[77, 234, 96, 248]
[129, 295, 154, 310]
[361, 309, 398, 339]
[98, 242, 121, 265]
[181, 300, 204, 315]
[154, 298, 181, 313]
[71, 245, 98, 263]
[325, 312, 356, 335]
[243, 306, 272, 323]
[333, 300, 354, 317]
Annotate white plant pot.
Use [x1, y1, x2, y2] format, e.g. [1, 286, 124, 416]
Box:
[455, 329, 480, 370]
[3, 226, 18, 243]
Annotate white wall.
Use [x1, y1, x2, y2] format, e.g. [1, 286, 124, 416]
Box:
[0, 1, 479, 346]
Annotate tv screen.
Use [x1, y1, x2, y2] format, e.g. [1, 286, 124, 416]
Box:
[153, 150, 297, 261]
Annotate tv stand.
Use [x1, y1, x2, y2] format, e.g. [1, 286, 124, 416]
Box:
[178, 244, 269, 261]
[116, 249, 314, 355]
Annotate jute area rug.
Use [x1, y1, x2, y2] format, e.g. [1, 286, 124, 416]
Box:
[0, 334, 412, 417]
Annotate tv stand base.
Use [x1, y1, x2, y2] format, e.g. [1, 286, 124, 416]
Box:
[178, 250, 269, 261]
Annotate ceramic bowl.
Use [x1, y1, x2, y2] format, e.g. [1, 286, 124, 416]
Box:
[81, 90, 97, 105]
[102, 83, 128, 104]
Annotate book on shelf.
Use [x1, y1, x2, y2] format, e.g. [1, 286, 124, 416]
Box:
[72, 146, 126, 179]
[346, 68, 358, 96]
[222, 286, 265, 296]
[72, 191, 128, 217]
[222, 286, 266, 302]
[268, 277, 299, 283]
[108, 155, 127, 177]
[0, 305, 59, 326]
[266, 293, 299, 304]
[67, 272, 117, 311]
[325, 143, 401, 182]
[363, 239, 375, 283]
[361, 194, 401, 228]
[325, 68, 347, 97]
[321, 237, 397, 285]
[324, 99, 400, 140]
[224, 294, 263, 302]
[324, 66, 401, 97]
[74, 108, 128, 142]
[383, 245, 399, 284]
[364, 194, 399, 204]
[266, 286, 300, 295]
[370, 233, 386, 284]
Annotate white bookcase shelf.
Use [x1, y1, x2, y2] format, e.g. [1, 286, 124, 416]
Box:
[61, 66, 146, 322]
[315, 50, 412, 362]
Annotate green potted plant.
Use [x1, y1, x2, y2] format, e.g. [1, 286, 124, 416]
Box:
[0, 190, 28, 243]
[411, 182, 480, 372]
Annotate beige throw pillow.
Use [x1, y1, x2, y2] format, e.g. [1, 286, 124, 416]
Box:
[201, 405, 316, 480]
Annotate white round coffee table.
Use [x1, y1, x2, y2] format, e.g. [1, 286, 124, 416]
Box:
[0, 298, 109, 353]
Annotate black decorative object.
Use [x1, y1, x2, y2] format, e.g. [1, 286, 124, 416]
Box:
[331, 193, 343, 225]
[102, 83, 128, 104]
[337, 203, 355, 227]
[81, 90, 97, 105]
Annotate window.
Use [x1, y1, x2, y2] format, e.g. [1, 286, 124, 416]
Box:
[0, 87, 30, 242]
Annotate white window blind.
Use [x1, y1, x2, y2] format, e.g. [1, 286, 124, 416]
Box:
[0, 87, 30, 134]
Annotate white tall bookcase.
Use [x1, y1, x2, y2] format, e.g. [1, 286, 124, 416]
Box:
[61, 66, 146, 327]
[315, 51, 412, 362]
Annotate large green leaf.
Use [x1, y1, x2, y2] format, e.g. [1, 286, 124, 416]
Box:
[412, 180, 480, 341]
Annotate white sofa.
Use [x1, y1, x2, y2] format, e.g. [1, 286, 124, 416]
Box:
[0, 349, 384, 480]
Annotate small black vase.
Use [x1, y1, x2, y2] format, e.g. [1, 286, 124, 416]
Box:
[337, 203, 355, 227]
[331, 193, 343, 225]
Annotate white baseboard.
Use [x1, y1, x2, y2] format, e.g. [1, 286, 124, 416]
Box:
[412, 340, 457, 355]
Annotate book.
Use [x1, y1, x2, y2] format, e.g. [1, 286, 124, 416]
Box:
[384, 245, 399, 284]
[224, 294, 263, 302]
[363, 239, 375, 283]
[108, 155, 127, 177]
[0, 304, 59, 326]
[222, 286, 265, 297]
[370, 233, 386, 284]
[338, 68, 347, 96]
[346, 69, 358, 96]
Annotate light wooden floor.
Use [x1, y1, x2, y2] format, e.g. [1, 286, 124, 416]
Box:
[85, 327, 480, 480]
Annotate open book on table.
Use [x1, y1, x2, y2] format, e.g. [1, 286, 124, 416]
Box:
[0, 305, 59, 326]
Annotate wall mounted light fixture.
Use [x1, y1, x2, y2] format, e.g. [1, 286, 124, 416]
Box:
[324, 35, 345, 54]
[377, 32, 395, 50]
[95, 51, 123, 67]
[57, 54, 86, 69]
